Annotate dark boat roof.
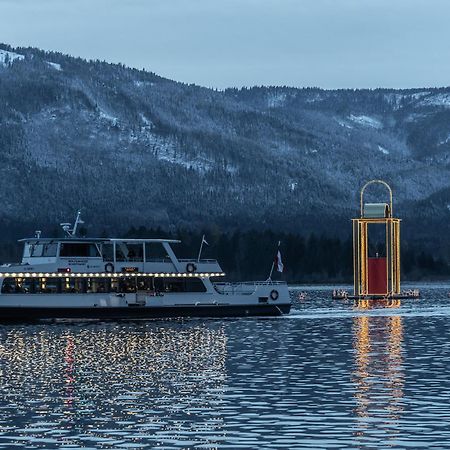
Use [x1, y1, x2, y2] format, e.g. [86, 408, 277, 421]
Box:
[19, 238, 181, 244]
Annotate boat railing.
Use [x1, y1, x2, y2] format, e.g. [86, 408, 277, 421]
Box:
[178, 259, 218, 263]
[216, 281, 286, 286]
[104, 258, 173, 263]
[121, 257, 219, 264]
[213, 280, 286, 295]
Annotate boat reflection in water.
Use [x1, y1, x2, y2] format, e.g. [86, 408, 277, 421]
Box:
[0, 323, 228, 448]
[352, 300, 404, 444]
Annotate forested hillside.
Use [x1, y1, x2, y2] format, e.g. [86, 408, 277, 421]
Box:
[0, 43, 450, 262]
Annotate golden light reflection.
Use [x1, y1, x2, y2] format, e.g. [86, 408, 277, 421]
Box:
[354, 298, 402, 309]
[64, 335, 75, 410]
[0, 324, 228, 447]
[352, 312, 404, 440]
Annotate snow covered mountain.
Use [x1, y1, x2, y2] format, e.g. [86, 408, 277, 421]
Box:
[0, 43, 449, 250]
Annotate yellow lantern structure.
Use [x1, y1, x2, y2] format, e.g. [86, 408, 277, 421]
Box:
[352, 180, 401, 298]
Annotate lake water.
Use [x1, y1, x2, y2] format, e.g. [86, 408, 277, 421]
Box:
[1, 283, 450, 449]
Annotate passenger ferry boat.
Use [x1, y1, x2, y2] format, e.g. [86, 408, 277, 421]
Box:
[0, 213, 291, 321]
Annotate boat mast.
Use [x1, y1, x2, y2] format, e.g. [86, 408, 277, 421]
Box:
[60, 210, 84, 237]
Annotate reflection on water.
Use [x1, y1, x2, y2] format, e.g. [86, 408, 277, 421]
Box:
[352, 314, 404, 443]
[0, 324, 227, 448]
[1, 286, 450, 448]
[353, 298, 402, 309]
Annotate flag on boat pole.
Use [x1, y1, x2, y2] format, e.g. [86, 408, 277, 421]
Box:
[275, 249, 284, 273]
[267, 241, 283, 280]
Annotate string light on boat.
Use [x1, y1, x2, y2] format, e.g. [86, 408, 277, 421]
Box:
[0, 271, 226, 278]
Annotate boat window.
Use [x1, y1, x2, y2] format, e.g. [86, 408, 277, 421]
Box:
[0, 276, 206, 294]
[118, 278, 137, 293]
[38, 278, 59, 294]
[157, 277, 206, 293]
[115, 243, 144, 262]
[30, 244, 44, 257]
[145, 243, 168, 261]
[111, 278, 119, 292]
[136, 277, 154, 291]
[127, 244, 144, 262]
[102, 244, 114, 262]
[29, 243, 57, 257]
[20, 278, 35, 293]
[164, 278, 184, 293]
[61, 277, 86, 293]
[86, 278, 109, 293]
[184, 278, 207, 293]
[42, 243, 58, 257]
[60, 243, 100, 257]
[1, 278, 17, 293]
[2, 277, 37, 293]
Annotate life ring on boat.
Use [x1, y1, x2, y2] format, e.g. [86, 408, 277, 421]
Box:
[270, 289, 279, 300]
[105, 263, 115, 273]
[186, 262, 197, 273]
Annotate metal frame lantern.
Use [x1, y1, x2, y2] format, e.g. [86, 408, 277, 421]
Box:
[352, 180, 401, 298]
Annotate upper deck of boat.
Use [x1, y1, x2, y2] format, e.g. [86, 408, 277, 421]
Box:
[4, 212, 223, 276]
[3, 235, 223, 275]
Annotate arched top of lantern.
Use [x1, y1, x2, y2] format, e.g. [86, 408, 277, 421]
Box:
[360, 179, 393, 219]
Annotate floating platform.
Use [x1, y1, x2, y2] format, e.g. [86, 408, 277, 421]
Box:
[332, 289, 420, 300]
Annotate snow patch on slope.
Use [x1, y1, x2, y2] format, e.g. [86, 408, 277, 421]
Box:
[384, 91, 430, 110]
[46, 61, 62, 71]
[439, 133, 450, 145]
[411, 91, 431, 100]
[142, 132, 220, 173]
[349, 115, 383, 129]
[154, 143, 212, 172]
[305, 93, 324, 103]
[267, 92, 287, 108]
[140, 113, 153, 129]
[404, 112, 430, 123]
[335, 118, 353, 129]
[420, 93, 450, 108]
[0, 49, 24, 66]
[134, 80, 154, 88]
[99, 110, 118, 126]
[383, 93, 404, 110]
[378, 145, 389, 155]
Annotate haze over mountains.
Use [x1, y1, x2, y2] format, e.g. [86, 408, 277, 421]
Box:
[0, 43, 449, 252]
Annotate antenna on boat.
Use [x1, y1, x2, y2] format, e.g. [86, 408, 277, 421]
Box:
[197, 235, 209, 262]
[35, 230, 42, 239]
[60, 210, 84, 237]
[72, 210, 84, 236]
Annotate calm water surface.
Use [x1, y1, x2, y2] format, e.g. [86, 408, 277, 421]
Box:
[1, 283, 450, 449]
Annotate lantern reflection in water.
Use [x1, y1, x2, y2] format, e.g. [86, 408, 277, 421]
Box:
[352, 312, 404, 441]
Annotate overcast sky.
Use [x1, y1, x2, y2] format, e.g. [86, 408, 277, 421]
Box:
[0, 0, 449, 89]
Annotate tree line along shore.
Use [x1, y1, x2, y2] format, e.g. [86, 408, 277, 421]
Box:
[0, 226, 446, 284]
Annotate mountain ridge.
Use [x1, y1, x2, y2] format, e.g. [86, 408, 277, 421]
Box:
[0, 43, 449, 253]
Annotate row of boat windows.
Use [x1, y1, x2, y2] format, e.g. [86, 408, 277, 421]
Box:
[28, 243, 100, 258]
[27, 243, 168, 261]
[1, 277, 207, 294]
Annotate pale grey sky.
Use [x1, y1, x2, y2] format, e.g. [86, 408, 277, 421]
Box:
[0, 0, 449, 89]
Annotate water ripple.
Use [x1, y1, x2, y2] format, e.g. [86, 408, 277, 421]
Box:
[0, 283, 449, 448]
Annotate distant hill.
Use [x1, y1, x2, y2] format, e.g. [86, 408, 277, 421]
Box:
[0, 43, 449, 254]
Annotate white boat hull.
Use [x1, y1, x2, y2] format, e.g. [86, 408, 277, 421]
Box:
[0, 285, 291, 321]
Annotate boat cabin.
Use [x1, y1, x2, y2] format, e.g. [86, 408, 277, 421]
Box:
[0, 212, 225, 297]
[14, 237, 223, 275]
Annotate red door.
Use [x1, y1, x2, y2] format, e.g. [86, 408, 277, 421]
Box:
[368, 257, 387, 295]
